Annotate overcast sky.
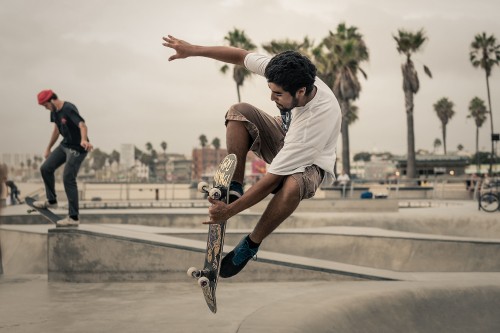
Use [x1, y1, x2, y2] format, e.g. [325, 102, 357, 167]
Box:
[1, 0, 499, 158]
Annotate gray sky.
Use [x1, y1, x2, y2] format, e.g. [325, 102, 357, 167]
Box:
[1, 0, 499, 158]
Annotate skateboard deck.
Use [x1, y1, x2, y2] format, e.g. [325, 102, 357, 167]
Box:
[25, 196, 60, 224]
[187, 154, 237, 313]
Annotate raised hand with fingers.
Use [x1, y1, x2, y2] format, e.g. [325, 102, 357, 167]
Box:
[162, 35, 194, 61]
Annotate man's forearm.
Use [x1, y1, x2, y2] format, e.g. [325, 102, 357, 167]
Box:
[47, 126, 59, 149]
[190, 45, 249, 66]
[163, 35, 249, 66]
[79, 122, 89, 141]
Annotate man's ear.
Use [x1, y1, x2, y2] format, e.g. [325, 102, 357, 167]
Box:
[296, 87, 306, 98]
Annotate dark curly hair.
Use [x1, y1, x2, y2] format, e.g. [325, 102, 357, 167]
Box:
[264, 51, 317, 96]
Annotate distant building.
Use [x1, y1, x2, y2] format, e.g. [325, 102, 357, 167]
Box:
[120, 144, 135, 172]
[192, 148, 228, 181]
[394, 155, 470, 177]
[166, 154, 192, 183]
[1, 153, 37, 168]
[191, 148, 266, 184]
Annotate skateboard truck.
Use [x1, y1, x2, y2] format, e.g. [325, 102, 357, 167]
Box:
[187, 267, 211, 288]
[197, 182, 227, 201]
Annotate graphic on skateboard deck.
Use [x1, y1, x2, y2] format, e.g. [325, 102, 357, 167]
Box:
[25, 196, 60, 225]
[187, 154, 237, 313]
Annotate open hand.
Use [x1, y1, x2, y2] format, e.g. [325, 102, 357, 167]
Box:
[81, 140, 93, 152]
[162, 35, 193, 61]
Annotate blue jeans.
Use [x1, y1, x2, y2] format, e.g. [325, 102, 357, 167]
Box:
[40, 145, 87, 217]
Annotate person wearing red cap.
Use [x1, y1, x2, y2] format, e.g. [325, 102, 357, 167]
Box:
[34, 90, 93, 227]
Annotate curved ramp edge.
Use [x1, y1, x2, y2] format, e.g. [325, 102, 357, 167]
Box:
[237, 281, 500, 333]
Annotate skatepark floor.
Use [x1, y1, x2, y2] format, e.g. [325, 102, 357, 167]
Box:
[1, 274, 500, 333]
[2, 200, 500, 332]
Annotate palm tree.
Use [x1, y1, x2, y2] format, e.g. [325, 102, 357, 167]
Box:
[212, 137, 221, 162]
[315, 23, 369, 175]
[433, 138, 442, 154]
[220, 28, 257, 102]
[470, 32, 500, 175]
[433, 97, 456, 155]
[394, 28, 432, 179]
[160, 141, 167, 156]
[467, 97, 488, 172]
[199, 135, 208, 148]
[262, 37, 314, 56]
[199, 134, 208, 176]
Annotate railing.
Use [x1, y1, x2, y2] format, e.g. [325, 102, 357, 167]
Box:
[321, 177, 481, 200]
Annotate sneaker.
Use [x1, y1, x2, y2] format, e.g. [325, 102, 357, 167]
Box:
[33, 200, 58, 209]
[220, 235, 259, 278]
[56, 216, 79, 227]
[228, 181, 244, 203]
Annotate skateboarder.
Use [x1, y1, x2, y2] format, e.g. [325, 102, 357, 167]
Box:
[33, 90, 93, 227]
[6, 180, 22, 205]
[163, 35, 341, 278]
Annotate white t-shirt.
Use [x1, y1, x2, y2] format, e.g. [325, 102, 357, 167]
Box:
[244, 53, 342, 184]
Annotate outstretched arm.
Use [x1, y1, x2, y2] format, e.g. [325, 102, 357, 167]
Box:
[162, 35, 249, 66]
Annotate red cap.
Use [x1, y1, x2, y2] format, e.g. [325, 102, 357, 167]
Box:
[37, 89, 54, 105]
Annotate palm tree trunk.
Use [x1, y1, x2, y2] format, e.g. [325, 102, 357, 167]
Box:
[405, 90, 416, 179]
[341, 119, 350, 175]
[476, 126, 480, 172]
[442, 125, 447, 155]
[236, 84, 241, 103]
[339, 99, 350, 175]
[485, 73, 495, 176]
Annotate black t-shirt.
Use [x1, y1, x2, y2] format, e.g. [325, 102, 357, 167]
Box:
[50, 102, 87, 152]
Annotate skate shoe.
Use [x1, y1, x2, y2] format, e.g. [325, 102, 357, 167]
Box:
[220, 235, 259, 278]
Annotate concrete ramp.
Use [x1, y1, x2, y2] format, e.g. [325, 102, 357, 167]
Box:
[0, 225, 50, 274]
[158, 227, 500, 272]
[47, 225, 398, 282]
[237, 281, 500, 333]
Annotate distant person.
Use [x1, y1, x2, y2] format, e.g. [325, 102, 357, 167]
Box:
[5, 180, 21, 205]
[337, 171, 350, 186]
[0, 164, 7, 208]
[163, 35, 341, 278]
[466, 173, 479, 192]
[33, 90, 93, 227]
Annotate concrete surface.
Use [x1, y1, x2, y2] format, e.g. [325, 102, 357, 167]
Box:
[1, 275, 499, 333]
[2, 199, 500, 332]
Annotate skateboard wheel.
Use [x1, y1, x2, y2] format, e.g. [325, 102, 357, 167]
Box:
[197, 182, 209, 193]
[187, 267, 200, 278]
[209, 188, 222, 200]
[198, 277, 209, 288]
[187, 267, 196, 278]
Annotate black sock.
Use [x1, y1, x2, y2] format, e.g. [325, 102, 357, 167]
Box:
[48, 200, 57, 204]
[70, 215, 79, 221]
[246, 234, 260, 249]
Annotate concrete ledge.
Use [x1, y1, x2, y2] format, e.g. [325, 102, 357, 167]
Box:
[322, 186, 370, 199]
[250, 198, 399, 213]
[173, 229, 500, 272]
[0, 227, 49, 275]
[238, 282, 500, 333]
[46, 225, 397, 282]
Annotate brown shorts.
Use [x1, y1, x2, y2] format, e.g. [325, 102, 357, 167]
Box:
[225, 103, 324, 200]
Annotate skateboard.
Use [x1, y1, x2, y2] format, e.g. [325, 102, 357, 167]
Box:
[187, 153, 237, 313]
[25, 196, 60, 225]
